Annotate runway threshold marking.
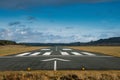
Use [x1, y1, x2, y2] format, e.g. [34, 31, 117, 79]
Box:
[42, 51, 52, 55]
[42, 58, 70, 71]
[41, 49, 50, 50]
[60, 51, 69, 55]
[62, 49, 72, 50]
[16, 52, 31, 56]
[71, 52, 82, 55]
[29, 52, 41, 56]
[81, 52, 96, 56]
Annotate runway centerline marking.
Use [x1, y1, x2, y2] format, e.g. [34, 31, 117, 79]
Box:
[54, 61, 57, 71]
[43, 51, 52, 55]
[56, 46, 57, 51]
[81, 52, 96, 56]
[16, 52, 31, 56]
[29, 52, 41, 56]
[71, 52, 82, 55]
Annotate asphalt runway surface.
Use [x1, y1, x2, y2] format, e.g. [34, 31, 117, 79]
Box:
[0, 46, 120, 71]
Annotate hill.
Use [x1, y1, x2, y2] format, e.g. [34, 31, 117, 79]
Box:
[0, 40, 16, 45]
[0, 37, 120, 46]
[19, 37, 120, 46]
[87, 37, 120, 46]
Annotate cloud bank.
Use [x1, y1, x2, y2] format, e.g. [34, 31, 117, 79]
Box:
[0, 0, 119, 9]
[0, 16, 119, 43]
[0, 26, 119, 43]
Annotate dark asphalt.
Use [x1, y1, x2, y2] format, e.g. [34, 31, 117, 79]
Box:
[0, 46, 120, 71]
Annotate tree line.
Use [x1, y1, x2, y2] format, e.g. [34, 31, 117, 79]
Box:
[0, 40, 16, 45]
[0, 37, 120, 46]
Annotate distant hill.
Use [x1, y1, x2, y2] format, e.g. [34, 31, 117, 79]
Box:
[19, 37, 120, 46]
[0, 40, 16, 45]
[0, 37, 120, 46]
[87, 37, 120, 46]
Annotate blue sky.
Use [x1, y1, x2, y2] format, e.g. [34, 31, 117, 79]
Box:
[0, 0, 120, 43]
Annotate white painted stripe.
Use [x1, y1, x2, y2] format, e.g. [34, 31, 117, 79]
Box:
[71, 52, 82, 55]
[62, 49, 72, 50]
[41, 58, 70, 61]
[43, 52, 52, 55]
[41, 49, 50, 50]
[60, 51, 69, 55]
[56, 46, 57, 51]
[81, 52, 96, 56]
[54, 61, 57, 71]
[29, 52, 40, 56]
[16, 52, 31, 56]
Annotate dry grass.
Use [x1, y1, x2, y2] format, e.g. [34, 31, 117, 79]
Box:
[69, 46, 120, 57]
[0, 71, 119, 80]
[0, 45, 47, 56]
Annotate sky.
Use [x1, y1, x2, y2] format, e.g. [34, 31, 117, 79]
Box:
[0, 0, 120, 43]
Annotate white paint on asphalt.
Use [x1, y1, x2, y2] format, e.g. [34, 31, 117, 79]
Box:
[29, 52, 40, 56]
[54, 60, 57, 71]
[55, 58, 70, 61]
[71, 52, 82, 55]
[62, 49, 72, 50]
[60, 51, 69, 55]
[56, 46, 57, 51]
[15, 50, 99, 57]
[42, 58, 70, 61]
[81, 52, 96, 56]
[43, 51, 52, 55]
[41, 58, 70, 71]
[16, 52, 31, 56]
[41, 49, 50, 50]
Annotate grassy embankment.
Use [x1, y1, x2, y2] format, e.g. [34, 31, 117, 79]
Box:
[0, 71, 119, 80]
[69, 46, 120, 57]
[0, 45, 47, 56]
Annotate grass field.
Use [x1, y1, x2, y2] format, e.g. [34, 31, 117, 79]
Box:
[69, 46, 120, 57]
[0, 71, 120, 80]
[0, 45, 47, 56]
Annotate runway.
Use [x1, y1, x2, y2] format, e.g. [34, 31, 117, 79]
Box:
[0, 46, 120, 71]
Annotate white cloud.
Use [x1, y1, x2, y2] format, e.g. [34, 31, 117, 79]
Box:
[0, 26, 120, 43]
